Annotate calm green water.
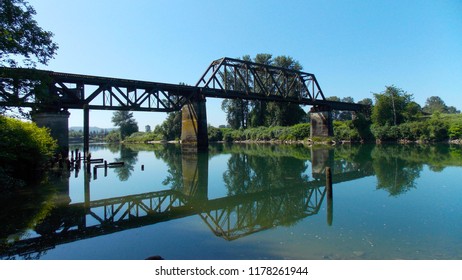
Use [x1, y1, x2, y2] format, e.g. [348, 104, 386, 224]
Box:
[1, 143, 461, 260]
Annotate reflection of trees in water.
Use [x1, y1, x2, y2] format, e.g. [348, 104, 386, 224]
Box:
[152, 144, 183, 190]
[371, 144, 462, 196]
[0, 171, 69, 259]
[114, 145, 139, 181]
[223, 153, 310, 196]
[372, 145, 421, 196]
[222, 152, 311, 228]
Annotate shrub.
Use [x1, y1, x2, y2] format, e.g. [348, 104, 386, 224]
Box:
[0, 115, 57, 187]
[448, 122, 462, 139]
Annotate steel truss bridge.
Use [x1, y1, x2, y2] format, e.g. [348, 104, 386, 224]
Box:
[0, 57, 367, 112]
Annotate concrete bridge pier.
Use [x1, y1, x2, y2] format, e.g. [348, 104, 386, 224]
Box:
[31, 110, 70, 157]
[181, 96, 208, 150]
[310, 106, 333, 138]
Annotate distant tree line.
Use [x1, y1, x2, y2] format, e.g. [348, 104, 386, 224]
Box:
[97, 54, 462, 144]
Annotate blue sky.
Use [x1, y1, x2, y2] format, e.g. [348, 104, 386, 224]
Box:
[28, 0, 462, 130]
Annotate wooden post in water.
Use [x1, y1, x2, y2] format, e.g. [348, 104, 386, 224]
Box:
[93, 166, 97, 180]
[326, 167, 333, 226]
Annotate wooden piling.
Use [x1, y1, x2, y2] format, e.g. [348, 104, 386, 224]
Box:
[326, 167, 333, 226]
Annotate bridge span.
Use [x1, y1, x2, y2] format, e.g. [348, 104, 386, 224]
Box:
[1, 57, 369, 154]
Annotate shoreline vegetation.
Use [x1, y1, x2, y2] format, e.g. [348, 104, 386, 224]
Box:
[0, 115, 58, 190]
[114, 112, 462, 146]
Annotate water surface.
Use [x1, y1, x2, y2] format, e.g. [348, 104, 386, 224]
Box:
[1, 143, 461, 260]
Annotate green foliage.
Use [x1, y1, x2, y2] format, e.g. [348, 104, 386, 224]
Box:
[104, 130, 121, 142]
[208, 125, 223, 142]
[0, 115, 57, 187]
[333, 121, 359, 141]
[427, 113, 449, 141]
[220, 54, 307, 128]
[422, 96, 459, 114]
[0, 0, 58, 67]
[123, 131, 164, 143]
[156, 111, 181, 140]
[371, 86, 413, 126]
[210, 123, 311, 142]
[449, 122, 462, 139]
[111, 111, 139, 140]
[221, 99, 249, 129]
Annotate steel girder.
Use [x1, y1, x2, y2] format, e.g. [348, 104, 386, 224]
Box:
[0, 67, 198, 112]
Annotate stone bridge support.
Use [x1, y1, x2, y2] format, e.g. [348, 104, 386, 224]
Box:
[310, 106, 333, 138]
[31, 110, 70, 157]
[181, 96, 208, 150]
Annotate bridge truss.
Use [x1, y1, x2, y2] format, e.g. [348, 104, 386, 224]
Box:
[0, 67, 198, 112]
[1, 58, 368, 112]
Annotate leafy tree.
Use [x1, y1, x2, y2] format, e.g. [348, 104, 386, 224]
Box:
[221, 54, 307, 128]
[157, 111, 182, 140]
[402, 101, 422, 122]
[422, 96, 448, 114]
[248, 53, 272, 126]
[371, 86, 413, 126]
[0, 0, 58, 67]
[220, 55, 251, 129]
[1, 0, 59, 117]
[111, 111, 138, 140]
[221, 98, 249, 129]
[265, 55, 307, 126]
[0, 115, 57, 188]
[358, 98, 373, 106]
[336, 96, 355, 121]
[446, 106, 460, 114]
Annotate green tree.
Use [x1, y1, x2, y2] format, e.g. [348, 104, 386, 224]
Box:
[422, 96, 448, 114]
[371, 86, 413, 126]
[265, 55, 307, 126]
[221, 54, 307, 128]
[1, 0, 59, 117]
[221, 55, 251, 129]
[0, 115, 57, 188]
[111, 111, 138, 140]
[221, 99, 249, 129]
[403, 101, 422, 122]
[158, 111, 182, 140]
[0, 0, 58, 67]
[248, 53, 272, 127]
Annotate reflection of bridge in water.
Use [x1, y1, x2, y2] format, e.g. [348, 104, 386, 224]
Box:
[1, 147, 373, 258]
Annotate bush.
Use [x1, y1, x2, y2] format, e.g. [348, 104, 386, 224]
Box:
[449, 122, 462, 139]
[0, 115, 57, 187]
[208, 126, 223, 142]
[289, 123, 310, 140]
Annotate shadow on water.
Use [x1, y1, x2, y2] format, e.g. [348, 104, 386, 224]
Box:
[1, 143, 461, 259]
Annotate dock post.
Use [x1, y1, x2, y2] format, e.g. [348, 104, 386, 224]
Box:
[326, 167, 333, 226]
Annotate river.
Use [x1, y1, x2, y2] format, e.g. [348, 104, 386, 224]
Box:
[1, 143, 461, 260]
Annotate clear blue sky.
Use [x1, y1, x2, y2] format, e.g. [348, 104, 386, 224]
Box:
[28, 0, 462, 130]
